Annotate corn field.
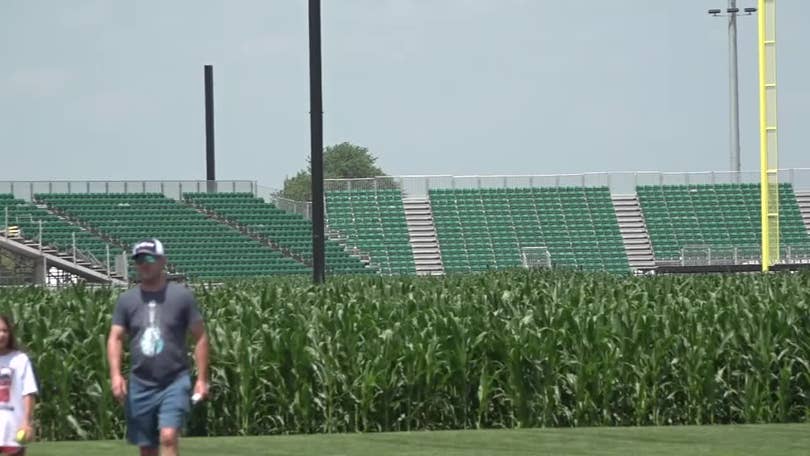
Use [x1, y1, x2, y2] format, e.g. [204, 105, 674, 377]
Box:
[1, 270, 810, 441]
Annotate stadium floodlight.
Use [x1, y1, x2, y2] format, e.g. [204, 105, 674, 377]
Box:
[707, 1, 757, 176]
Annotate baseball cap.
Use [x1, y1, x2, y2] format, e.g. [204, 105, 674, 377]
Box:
[131, 238, 166, 259]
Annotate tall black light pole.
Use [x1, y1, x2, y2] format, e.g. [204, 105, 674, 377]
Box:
[204, 64, 216, 192]
[309, 0, 325, 284]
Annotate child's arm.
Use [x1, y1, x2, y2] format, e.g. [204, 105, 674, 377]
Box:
[21, 393, 35, 440]
[22, 394, 34, 426]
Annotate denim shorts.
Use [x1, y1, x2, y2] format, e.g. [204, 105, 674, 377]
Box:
[125, 373, 191, 448]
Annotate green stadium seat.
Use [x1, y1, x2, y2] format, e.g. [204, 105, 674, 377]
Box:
[35, 192, 310, 280]
[429, 186, 629, 274]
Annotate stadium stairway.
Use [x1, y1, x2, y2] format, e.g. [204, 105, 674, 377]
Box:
[402, 196, 443, 275]
[611, 194, 656, 271]
[182, 192, 371, 275]
[0, 236, 127, 286]
[182, 197, 310, 266]
[1, 194, 127, 280]
[796, 191, 810, 234]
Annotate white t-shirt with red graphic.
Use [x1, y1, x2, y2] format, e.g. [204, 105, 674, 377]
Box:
[0, 351, 38, 447]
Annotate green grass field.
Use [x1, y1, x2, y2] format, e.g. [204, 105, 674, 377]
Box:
[29, 424, 810, 455]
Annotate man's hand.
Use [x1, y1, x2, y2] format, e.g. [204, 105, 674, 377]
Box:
[190, 319, 210, 403]
[111, 374, 127, 404]
[193, 378, 209, 402]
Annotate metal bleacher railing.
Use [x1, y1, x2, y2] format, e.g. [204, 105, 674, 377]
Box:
[324, 168, 810, 197]
[4, 168, 809, 207]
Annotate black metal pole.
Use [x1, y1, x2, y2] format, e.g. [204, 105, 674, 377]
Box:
[309, 0, 325, 284]
[204, 65, 216, 192]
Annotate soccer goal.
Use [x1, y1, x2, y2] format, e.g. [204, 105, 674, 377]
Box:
[520, 246, 552, 269]
[679, 244, 761, 266]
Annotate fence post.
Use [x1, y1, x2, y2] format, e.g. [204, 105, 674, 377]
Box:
[72, 232, 76, 263]
[3, 207, 7, 239]
[38, 220, 43, 251]
[106, 245, 111, 277]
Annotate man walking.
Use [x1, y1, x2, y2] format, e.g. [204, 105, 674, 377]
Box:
[107, 239, 209, 456]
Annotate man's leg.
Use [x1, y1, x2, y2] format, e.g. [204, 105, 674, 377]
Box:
[126, 377, 161, 455]
[157, 374, 192, 456]
[159, 428, 180, 456]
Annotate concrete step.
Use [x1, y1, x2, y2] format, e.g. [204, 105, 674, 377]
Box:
[403, 195, 444, 275]
[612, 193, 656, 271]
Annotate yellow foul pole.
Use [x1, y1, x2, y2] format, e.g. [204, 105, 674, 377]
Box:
[759, 0, 779, 271]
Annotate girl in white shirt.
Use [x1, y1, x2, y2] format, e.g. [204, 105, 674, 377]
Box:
[0, 315, 37, 455]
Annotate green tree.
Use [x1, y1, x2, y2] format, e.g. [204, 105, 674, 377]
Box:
[280, 170, 313, 202]
[281, 142, 385, 201]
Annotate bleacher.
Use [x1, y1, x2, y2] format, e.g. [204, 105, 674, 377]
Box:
[637, 183, 810, 261]
[325, 189, 415, 274]
[1, 194, 115, 261]
[1, 173, 807, 281]
[35, 193, 309, 279]
[429, 187, 629, 273]
[183, 192, 371, 275]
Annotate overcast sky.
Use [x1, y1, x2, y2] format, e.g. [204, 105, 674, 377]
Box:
[1, 0, 808, 189]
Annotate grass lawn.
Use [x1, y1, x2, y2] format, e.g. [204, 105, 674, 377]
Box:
[29, 424, 810, 455]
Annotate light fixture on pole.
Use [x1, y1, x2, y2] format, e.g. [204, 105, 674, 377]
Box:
[707, 1, 757, 175]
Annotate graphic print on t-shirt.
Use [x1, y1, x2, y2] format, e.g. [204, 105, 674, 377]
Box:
[139, 300, 164, 357]
[0, 367, 13, 410]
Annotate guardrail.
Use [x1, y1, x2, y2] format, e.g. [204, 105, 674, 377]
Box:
[0, 180, 258, 202]
[324, 168, 810, 197]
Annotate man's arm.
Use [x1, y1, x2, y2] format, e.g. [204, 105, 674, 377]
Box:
[107, 325, 128, 403]
[107, 325, 126, 378]
[190, 320, 210, 398]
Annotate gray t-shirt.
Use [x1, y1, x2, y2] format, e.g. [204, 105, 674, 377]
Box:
[112, 282, 203, 387]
